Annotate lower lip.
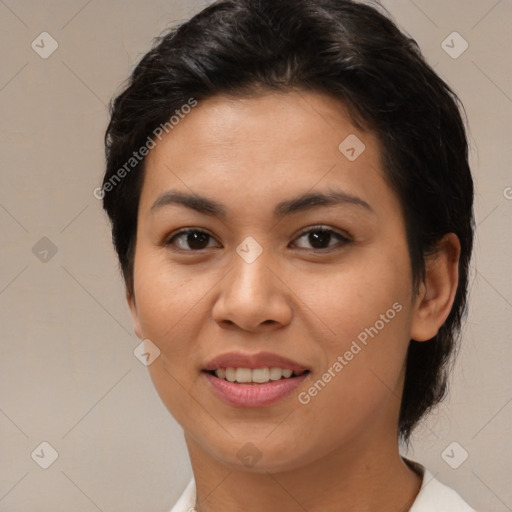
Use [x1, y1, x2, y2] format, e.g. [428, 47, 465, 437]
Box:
[203, 371, 309, 408]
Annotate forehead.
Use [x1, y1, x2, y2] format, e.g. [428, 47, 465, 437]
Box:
[140, 90, 393, 217]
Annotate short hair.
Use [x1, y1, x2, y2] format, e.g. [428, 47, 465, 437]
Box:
[102, 0, 474, 444]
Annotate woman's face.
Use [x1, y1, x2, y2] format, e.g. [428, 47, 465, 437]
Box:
[128, 91, 420, 472]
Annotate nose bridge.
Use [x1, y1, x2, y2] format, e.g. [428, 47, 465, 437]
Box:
[230, 236, 273, 301]
[212, 236, 292, 330]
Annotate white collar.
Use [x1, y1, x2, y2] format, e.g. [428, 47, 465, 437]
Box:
[408, 463, 477, 511]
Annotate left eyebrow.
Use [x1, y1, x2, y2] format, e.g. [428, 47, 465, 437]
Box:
[149, 187, 374, 220]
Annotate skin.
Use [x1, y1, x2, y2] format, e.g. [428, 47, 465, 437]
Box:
[127, 90, 460, 512]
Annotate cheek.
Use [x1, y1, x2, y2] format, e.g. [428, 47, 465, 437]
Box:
[131, 252, 211, 423]
[292, 247, 411, 418]
[131, 255, 206, 406]
[298, 244, 411, 346]
[292, 296, 410, 459]
[133, 248, 209, 339]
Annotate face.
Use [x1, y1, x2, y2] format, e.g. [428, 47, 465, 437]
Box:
[128, 90, 421, 472]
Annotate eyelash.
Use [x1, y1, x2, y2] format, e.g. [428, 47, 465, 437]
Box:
[164, 226, 351, 253]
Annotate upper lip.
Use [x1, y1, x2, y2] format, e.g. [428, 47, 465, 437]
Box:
[203, 351, 309, 372]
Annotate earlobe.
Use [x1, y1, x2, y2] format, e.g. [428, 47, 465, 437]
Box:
[410, 233, 461, 342]
[127, 289, 143, 339]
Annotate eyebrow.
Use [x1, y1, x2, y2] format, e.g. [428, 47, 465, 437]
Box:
[149, 187, 374, 220]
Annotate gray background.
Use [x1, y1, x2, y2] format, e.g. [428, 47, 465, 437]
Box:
[1, 0, 511, 510]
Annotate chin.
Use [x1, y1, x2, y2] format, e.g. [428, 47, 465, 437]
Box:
[203, 435, 317, 474]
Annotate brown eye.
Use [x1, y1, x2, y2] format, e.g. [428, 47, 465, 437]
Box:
[166, 229, 219, 251]
[292, 227, 350, 251]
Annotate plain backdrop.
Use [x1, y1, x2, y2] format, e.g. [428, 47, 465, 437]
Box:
[0, 0, 511, 510]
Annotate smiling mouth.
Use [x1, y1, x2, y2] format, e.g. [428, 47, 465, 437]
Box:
[204, 367, 310, 385]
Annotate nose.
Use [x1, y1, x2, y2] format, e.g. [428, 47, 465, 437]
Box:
[211, 247, 293, 332]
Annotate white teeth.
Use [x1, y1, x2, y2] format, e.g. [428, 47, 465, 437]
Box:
[269, 367, 283, 380]
[252, 368, 269, 383]
[235, 368, 252, 383]
[213, 367, 304, 383]
[225, 367, 236, 382]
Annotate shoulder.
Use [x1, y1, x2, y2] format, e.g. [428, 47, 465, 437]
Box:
[407, 459, 478, 512]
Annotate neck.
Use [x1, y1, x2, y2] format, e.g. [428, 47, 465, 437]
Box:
[185, 426, 422, 512]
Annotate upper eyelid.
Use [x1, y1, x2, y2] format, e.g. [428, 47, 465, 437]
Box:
[295, 225, 350, 239]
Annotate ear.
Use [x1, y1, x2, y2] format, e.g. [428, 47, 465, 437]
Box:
[127, 288, 143, 339]
[410, 233, 461, 342]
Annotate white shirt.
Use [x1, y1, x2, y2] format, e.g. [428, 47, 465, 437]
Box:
[169, 460, 477, 512]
